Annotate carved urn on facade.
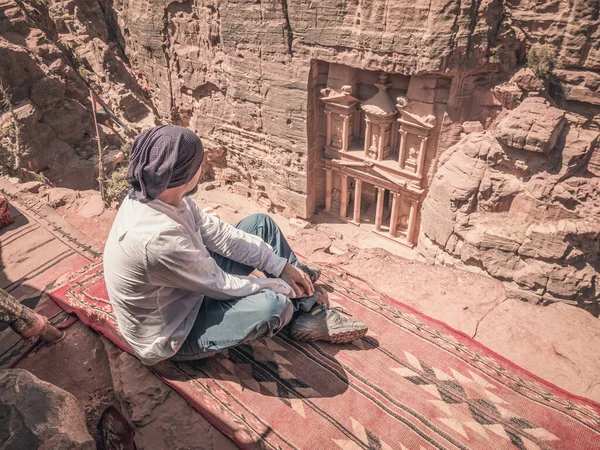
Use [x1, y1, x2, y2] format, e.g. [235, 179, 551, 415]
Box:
[361, 74, 398, 160]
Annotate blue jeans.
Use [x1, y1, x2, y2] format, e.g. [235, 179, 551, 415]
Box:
[172, 213, 318, 361]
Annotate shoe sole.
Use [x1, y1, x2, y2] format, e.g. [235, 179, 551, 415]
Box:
[290, 327, 368, 344]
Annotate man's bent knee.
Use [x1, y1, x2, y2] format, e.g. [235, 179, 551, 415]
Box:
[258, 291, 294, 335]
[249, 213, 276, 230]
[236, 213, 278, 235]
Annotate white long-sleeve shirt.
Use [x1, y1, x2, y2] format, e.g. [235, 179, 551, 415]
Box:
[103, 196, 294, 365]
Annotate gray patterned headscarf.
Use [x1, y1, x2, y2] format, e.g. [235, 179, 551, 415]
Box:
[126, 125, 204, 202]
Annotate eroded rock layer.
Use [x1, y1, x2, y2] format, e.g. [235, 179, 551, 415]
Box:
[1, 0, 598, 310]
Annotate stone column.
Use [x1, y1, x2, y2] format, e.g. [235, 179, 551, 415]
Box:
[353, 179, 362, 222]
[340, 174, 349, 219]
[325, 169, 332, 212]
[398, 129, 407, 168]
[354, 110, 361, 136]
[406, 199, 419, 244]
[364, 119, 372, 157]
[377, 125, 385, 160]
[325, 111, 332, 148]
[375, 187, 385, 231]
[389, 192, 400, 238]
[341, 115, 349, 151]
[416, 136, 428, 176]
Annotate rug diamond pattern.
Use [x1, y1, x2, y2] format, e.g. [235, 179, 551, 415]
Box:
[393, 351, 560, 449]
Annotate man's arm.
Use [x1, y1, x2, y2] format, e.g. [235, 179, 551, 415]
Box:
[192, 205, 287, 277]
[145, 226, 295, 299]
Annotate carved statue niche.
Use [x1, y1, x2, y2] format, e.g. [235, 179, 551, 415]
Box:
[395, 96, 436, 177]
[361, 73, 398, 161]
[321, 86, 361, 153]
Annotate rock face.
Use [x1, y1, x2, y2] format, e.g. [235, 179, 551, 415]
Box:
[0, 368, 95, 449]
[1, 0, 599, 215]
[1, 0, 600, 312]
[495, 97, 566, 153]
[421, 96, 600, 313]
[0, 0, 147, 188]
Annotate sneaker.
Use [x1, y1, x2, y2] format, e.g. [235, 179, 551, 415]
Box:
[300, 264, 321, 283]
[289, 304, 368, 344]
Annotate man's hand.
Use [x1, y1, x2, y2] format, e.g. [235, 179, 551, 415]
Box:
[280, 263, 314, 298]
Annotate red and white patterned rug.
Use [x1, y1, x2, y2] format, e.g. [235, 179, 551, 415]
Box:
[49, 262, 600, 449]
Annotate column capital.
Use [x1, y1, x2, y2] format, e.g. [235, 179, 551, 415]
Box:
[418, 135, 429, 141]
[399, 129, 408, 135]
[354, 179, 362, 185]
[375, 186, 386, 192]
[341, 173, 348, 179]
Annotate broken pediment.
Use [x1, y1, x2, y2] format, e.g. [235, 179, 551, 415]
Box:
[396, 96, 436, 135]
[320, 86, 360, 109]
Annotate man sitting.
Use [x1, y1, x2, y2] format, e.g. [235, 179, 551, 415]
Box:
[103, 125, 368, 365]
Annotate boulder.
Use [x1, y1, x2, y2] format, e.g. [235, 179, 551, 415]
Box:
[518, 223, 570, 260]
[46, 187, 77, 208]
[18, 180, 44, 194]
[495, 97, 566, 153]
[492, 82, 522, 109]
[421, 133, 503, 246]
[588, 146, 600, 176]
[77, 193, 105, 217]
[554, 69, 600, 106]
[0, 369, 95, 449]
[462, 121, 484, 134]
[545, 264, 596, 300]
[556, 126, 599, 179]
[509, 68, 544, 92]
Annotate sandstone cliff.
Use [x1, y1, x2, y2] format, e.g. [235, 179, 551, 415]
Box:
[1, 0, 598, 311]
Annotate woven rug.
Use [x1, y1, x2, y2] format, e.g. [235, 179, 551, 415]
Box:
[0, 197, 101, 367]
[49, 263, 600, 450]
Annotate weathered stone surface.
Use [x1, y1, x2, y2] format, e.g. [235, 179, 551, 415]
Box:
[508, 192, 578, 223]
[18, 180, 43, 193]
[104, 342, 236, 450]
[0, 0, 137, 189]
[2, 0, 600, 314]
[556, 126, 599, 179]
[462, 121, 484, 134]
[495, 97, 566, 153]
[288, 229, 332, 255]
[422, 119, 599, 311]
[476, 299, 600, 403]
[0, 369, 95, 450]
[421, 133, 503, 246]
[77, 193, 105, 218]
[510, 68, 543, 92]
[588, 145, 600, 176]
[518, 223, 570, 259]
[554, 69, 600, 106]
